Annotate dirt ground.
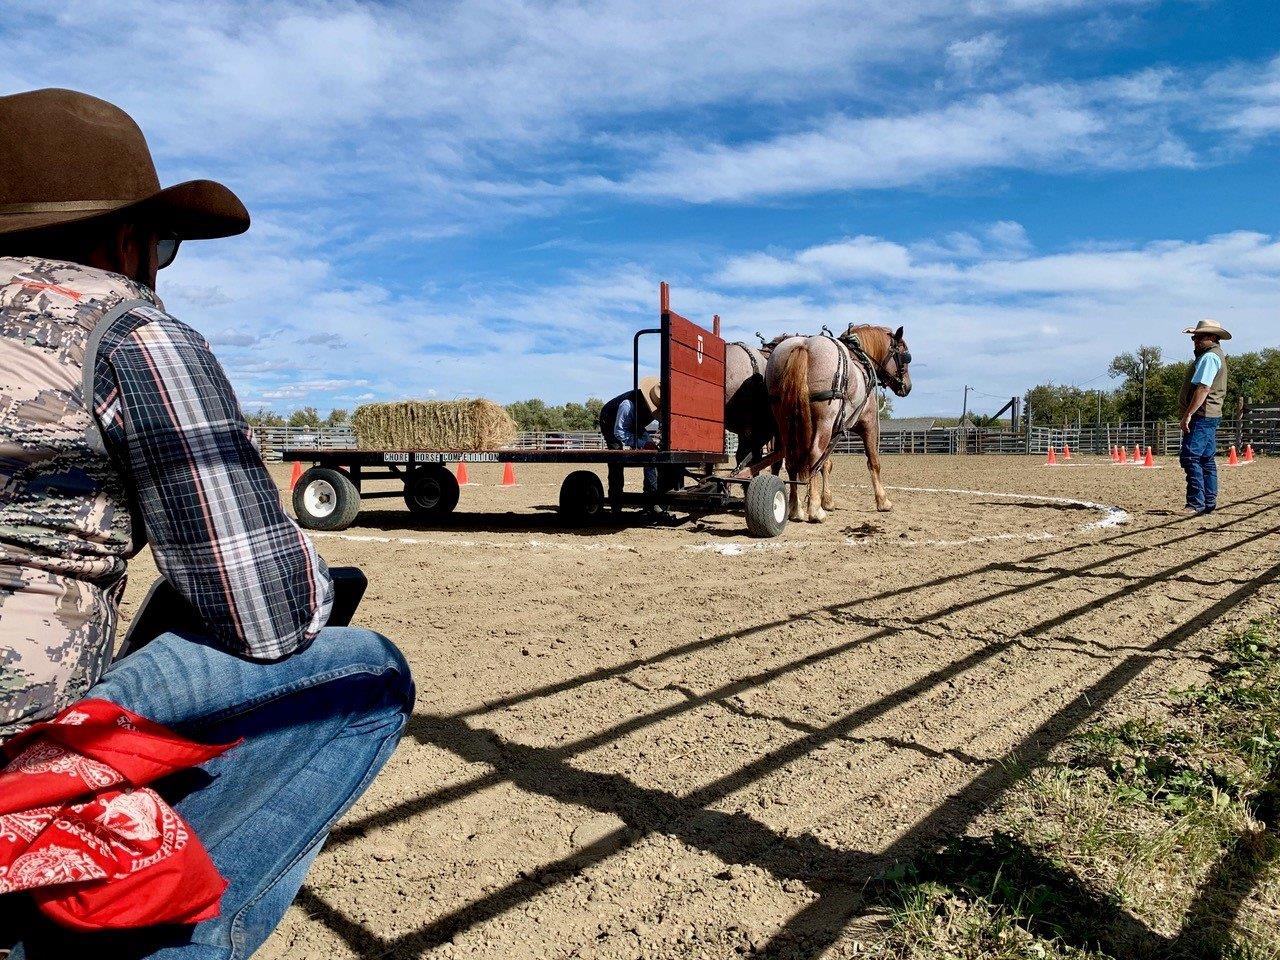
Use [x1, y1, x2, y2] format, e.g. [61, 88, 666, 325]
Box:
[118, 454, 1280, 959]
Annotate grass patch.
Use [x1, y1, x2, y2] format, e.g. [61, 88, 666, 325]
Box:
[870, 618, 1280, 959]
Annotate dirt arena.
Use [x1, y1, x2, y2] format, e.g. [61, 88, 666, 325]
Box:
[119, 454, 1280, 959]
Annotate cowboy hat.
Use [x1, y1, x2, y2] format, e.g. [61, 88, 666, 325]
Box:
[0, 89, 249, 240]
[1182, 319, 1232, 340]
[638, 376, 662, 418]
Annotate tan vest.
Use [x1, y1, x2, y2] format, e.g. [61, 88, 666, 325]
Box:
[0, 257, 160, 739]
[1178, 343, 1228, 419]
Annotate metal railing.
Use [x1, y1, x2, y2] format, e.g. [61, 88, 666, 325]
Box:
[258, 419, 1268, 461]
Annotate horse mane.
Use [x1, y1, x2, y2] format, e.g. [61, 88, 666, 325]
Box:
[844, 325, 894, 363]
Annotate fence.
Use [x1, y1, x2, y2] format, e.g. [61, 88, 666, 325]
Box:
[1242, 403, 1280, 454]
[257, 418, 1269, 461]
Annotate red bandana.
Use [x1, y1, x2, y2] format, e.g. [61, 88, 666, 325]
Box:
[0, 700, 239, 930]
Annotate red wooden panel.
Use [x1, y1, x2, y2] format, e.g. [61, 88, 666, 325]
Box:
[669, 374, 722, 420]
[669, 414, 724, 452]
[669, 339, 724, 386]
[661, 301, 726, 454]
[668, 312, 726, 364]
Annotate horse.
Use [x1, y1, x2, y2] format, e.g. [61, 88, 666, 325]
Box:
[724, 340, 775, 470]
[765, 325, 913, 521]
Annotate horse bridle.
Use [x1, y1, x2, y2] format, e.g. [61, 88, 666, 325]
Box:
[879, 335, 911, 395]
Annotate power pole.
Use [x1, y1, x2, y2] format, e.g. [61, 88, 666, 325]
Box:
[1140, 358, 1149, 435]
[961, 385, 971, 426]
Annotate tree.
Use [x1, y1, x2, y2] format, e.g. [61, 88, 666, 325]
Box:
[288, 406, 322, 428]
[505, 398, 608, 432]
[245, 408, 286, 428]
[1023, 383, 1117, 426]
[325, 408, 349, 426]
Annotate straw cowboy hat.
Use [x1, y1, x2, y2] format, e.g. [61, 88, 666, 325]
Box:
[638, 376, 662, 418]
[0, 89, 249, 239]
[1183, 319, 1232, 340]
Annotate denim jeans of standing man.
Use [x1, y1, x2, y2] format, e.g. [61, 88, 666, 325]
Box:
[1180, 415, 1220, 513]
[3, 626, 414, 960]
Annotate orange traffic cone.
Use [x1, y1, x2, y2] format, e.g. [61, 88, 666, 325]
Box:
[455, 461, 470, 485]
[1063, 443, 1072, 460]
[1143, 447, 1154, 467]
[1132, 444, 1142, 462]
[1046, 446, 1058, 465]
[501, 462, 517, 486]
[289, 460, 302, 491]
[1118, 446, 1128, 463]
[1228, 446, 1239, 466]
[1245, 444, 1255, 463]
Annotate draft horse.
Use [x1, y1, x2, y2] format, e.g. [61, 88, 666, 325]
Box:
[765, 325, 913, 522]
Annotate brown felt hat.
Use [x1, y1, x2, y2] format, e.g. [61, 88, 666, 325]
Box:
[0, 88, 249, 239]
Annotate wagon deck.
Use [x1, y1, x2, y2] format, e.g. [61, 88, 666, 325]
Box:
[283, 283, 790, 536]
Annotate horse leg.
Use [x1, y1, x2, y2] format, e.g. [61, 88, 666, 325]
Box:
[856, 414, 892, 511]
[821, 458, 836, 512]
[807, 416, 834, 522]
[788, 470, 803, 521]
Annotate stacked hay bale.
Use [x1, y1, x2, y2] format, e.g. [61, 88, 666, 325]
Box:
[352, 399, 517, 450]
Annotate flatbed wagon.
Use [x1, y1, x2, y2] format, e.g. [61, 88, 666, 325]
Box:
[282, 284, 790, 537]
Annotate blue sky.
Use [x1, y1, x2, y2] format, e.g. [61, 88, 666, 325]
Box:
[4, 0, 1277, 418]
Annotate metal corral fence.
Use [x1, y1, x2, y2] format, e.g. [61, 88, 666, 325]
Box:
[1243, 403, 1280, 454]
[258, 415, 1272, 461]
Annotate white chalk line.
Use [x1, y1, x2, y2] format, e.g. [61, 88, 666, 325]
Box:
[312, 485, 1126, 556]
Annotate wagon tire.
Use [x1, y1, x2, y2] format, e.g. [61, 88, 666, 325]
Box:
[745, 473, 788, 538]
[559, 470, 606, 525]
[293, 467, 361, 531]
[404, 465, 461, 517]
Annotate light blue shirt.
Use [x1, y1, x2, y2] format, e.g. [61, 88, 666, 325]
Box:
[614, 398, 652, 449]
[1191, 351, 1222, 387]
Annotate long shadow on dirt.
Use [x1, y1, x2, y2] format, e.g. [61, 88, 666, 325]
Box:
[299, 490, 1280, 959]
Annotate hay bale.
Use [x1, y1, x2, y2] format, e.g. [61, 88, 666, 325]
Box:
[352, 399, 517, 450]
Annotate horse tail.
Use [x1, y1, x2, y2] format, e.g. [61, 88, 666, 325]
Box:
[778, 342, 814, 480]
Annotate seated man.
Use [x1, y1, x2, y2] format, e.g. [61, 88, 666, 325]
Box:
[0, 89, 413, 959]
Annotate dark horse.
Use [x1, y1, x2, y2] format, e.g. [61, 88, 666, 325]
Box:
[765, 325, 913, 521]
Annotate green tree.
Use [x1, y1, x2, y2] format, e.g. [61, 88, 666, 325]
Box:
[325, 408, 349, 426]
[245, 408, 286, 428]
[288, 406, 322, 428]
[1024, 383, 1117, 426]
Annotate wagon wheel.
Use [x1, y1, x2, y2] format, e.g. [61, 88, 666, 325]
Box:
[404, 465, 461, 517]
[744, 473, 788, 537]
[559, 470, 606, 525]
[293, 466, 361, 531]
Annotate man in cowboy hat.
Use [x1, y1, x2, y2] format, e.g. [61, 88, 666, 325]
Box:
[599, 375, 671, 509]
[1178, 319, 1231, 515]
[0, 89, 413, 957]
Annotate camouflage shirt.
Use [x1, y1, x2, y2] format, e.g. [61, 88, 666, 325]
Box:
[1, 258, 332, 740]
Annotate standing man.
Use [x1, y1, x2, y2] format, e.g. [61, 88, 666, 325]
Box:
[1178, 319, 1231, 515]
[0, 89, 413, 958]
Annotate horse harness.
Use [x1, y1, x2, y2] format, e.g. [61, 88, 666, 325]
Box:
[731, 341, 765, 379]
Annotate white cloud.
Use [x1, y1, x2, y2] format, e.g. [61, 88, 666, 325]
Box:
[607, 75, 1210, 202]
[0, 0, 1188, 231]
[707, 226, 1280, 412]
[946, 32, 1008, 82]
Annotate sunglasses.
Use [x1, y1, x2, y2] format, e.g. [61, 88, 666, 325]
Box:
[156, 233, 181, 270]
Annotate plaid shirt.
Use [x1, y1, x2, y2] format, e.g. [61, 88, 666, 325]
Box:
[94, 305, 332, 660]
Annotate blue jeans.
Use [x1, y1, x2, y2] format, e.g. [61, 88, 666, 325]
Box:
[5, 627, 413, 960]
[1180, 415, 1220, 511]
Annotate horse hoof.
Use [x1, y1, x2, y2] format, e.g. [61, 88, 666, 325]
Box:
[877, 501, 893, 512]
[809, 508, 827, 523]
